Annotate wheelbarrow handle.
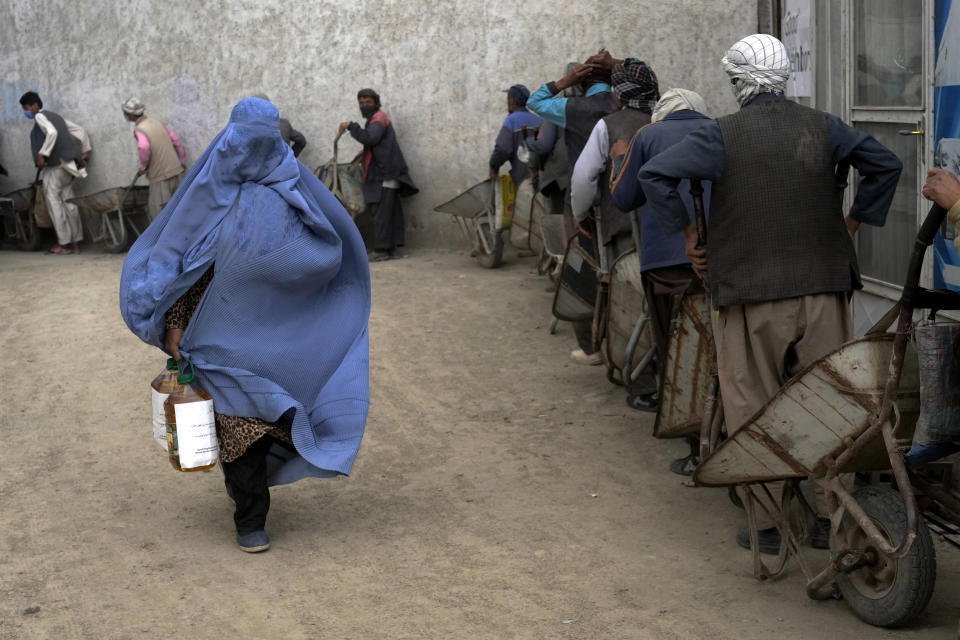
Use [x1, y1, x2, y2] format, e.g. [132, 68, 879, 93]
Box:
[689, 178, 707, 250]
[119, 173, 140, 212]
[917, 202, 948, 248]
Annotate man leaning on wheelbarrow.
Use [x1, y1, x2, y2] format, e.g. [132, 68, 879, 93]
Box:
[19, 91, 91, 255]
[637, 34, 903, 554]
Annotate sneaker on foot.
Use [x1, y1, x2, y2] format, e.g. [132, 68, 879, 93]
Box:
[626, 392, 658, 413]
[70, 242, 80, 254]
[669, 453, 700, 476]
[237, 530, 270, 553]
[46, 244, 72, 255]
[736, 526, 781, 555]
[570, 348, 602, 365]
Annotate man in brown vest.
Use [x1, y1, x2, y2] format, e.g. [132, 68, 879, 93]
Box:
[122, 98, 187, 220]
[638, 34, 902, 552]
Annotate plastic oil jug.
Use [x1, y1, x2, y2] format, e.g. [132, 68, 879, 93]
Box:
[163, 358, 218, 472]
[150, 358, 179, 450]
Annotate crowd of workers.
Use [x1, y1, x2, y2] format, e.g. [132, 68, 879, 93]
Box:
[14, 31, 960, 563]
[485, 33, 916, 555]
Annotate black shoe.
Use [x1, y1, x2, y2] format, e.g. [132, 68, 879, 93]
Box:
[736, 526, 782, 555]
[368, 250, 392, 262]
[669, 454, 700, 476]
[626, 392, 658, 413]
[810, 517, 830, 549]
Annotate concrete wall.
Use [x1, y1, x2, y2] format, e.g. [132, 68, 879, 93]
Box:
[0, 0, 756, 248]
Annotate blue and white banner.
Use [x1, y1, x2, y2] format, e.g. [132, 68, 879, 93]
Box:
[934, 0, 960, 290]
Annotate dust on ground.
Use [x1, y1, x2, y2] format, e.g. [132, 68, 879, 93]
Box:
[1, 247, 958, 639]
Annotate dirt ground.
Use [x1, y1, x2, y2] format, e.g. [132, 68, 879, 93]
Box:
[1, 246, 959, 640]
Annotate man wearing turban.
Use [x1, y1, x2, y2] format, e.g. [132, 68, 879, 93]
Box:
[528, 50, 620, 366]
[638, 34, 903, 552]
[607, 88, 710, 425]
[122, 97, 188, 221]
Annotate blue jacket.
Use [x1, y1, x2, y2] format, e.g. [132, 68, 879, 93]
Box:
[489, 108, 541, 185]
[610, 110, 713, 271]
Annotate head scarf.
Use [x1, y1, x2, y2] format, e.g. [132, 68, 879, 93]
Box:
[611, 58, 660, 113]
[122, 97, 145, 116]
[506, 84, 530, 107]
[651, 88, 708, 122]
[120, 97, 371, 484]
[721, 34, 790, 106]
[357, 88, 381, 106]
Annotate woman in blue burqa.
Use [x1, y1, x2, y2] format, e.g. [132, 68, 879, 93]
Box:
[119, 97, 370, 553]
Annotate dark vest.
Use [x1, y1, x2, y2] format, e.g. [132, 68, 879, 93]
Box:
[597, 108, 651, 244]
[564, 91, 618, 168]
[709, 100, 860, 306]
[30, 110, 81, 167]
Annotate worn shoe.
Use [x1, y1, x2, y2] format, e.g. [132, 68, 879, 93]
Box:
[70, 242, 80, 254]
[368, 250, 392, 262]
[626, 392, 658, 413]
[570, 348, 602, 366]
[669, 453, 700, 476]
[237, 530, 270, 553]
[810, 517, 831, 550]
[736, 526, 782, 555]
[46, 244, 73, 255]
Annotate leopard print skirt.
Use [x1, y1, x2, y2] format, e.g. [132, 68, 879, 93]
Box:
[215, 414, 294, 463]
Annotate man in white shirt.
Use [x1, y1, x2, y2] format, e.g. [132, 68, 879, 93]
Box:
[20, 91, 91, 255]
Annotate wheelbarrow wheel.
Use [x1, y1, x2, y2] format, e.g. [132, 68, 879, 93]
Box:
[475, 220, 504, 269]
[832, 486, 936, 628]
[102, 210, 129, 253]
[15, 207, 39, 251]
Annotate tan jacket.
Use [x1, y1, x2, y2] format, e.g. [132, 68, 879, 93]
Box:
[136, 116, 183, 183]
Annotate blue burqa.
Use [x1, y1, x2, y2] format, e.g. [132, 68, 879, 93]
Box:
[120, 98, 370, 486]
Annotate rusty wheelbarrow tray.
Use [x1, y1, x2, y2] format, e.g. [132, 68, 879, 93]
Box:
[653, 282, 716, 440]
[602, 248, 656, 388]
[433, 177, 513, 269]
[689, 204, 960, 629]
[2, 174, 52, 251]
[316, 130, 366, 219]
[67, 182, 149, 253]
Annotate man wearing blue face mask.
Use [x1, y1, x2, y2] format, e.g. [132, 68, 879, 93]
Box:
[19, 91, 91, 255]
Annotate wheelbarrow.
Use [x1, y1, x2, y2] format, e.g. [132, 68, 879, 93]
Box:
[1, 171, 53, 251]
[692, 203, 960, 628]
[433, 176, 515, 269]
[67, 179, 149, 253]
[315, 130, 366, 219]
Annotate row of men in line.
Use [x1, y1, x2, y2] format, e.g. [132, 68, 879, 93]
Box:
[12, 92, 309, 255]
[487, 34, 904, 554]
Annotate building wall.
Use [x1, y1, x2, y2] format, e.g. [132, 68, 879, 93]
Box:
[0, 0, 756, 247]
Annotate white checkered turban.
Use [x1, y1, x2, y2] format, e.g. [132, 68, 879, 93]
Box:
[721, 34, 790, 105]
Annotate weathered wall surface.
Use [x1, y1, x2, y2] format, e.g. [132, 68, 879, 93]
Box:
[0, 0, 756, 248]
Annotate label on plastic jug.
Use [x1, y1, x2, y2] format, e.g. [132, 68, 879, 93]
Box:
[151, 388, 170, 450]
[173, 400, 218, 469]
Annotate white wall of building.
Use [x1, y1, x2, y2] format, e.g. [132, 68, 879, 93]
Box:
[0, 0, 756, 247]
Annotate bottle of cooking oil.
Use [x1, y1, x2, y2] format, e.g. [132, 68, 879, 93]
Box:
[150, 358, 179, 450]
[164, 358, 218, 472]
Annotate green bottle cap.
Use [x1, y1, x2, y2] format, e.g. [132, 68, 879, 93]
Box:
[166, 357, 178, 371]
[177, 357, 196, 384]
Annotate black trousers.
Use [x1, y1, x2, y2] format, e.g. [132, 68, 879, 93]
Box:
[374, 187, 405, 252]
[222, 435, 275, 535]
